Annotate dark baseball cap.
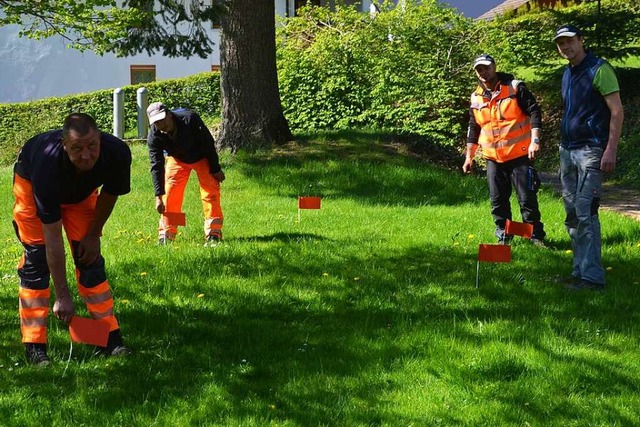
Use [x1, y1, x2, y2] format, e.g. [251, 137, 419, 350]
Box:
[554, 25, 582, 41]
[473, 54, 495, 69]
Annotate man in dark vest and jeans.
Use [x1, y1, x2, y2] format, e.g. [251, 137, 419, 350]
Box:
[554, 25, 624, 291]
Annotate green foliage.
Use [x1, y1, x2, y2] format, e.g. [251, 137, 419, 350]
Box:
[0, 0, 225, 58]
[2, 135, 640, 425]
[277, 0, 477, 145]
[478, 0, 640, 70]
[0, 72, 221, 166]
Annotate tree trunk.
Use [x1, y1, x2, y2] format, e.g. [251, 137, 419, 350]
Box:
[217, 0, 293, 152]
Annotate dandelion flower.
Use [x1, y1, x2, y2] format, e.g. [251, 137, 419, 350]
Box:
[140, 272, 148, 276]
[197, 294, 205, 298]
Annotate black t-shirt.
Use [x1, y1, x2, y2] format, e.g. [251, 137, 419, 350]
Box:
[147, 108, 220, 196]
[14, 129, 132, 224]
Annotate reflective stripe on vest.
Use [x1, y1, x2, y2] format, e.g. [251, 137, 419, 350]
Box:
[471, 81, 531, 163]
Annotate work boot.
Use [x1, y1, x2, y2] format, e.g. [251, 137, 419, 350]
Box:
[497, 235, 513, 245]
[565, 279, 605, 292]
[158, 236, 174, 245]
[204, 232, 222, 247]
[95, 329, 131, 357]
[530, 238, 547, 248]
[25, 343, 51, 366]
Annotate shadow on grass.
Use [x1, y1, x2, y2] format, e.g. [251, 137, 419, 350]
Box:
[234, 130, 485, 208]
[3, 238, 637, 425]
[231, 232, 330, 243]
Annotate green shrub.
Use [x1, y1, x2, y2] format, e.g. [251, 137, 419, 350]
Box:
[478, 0, 640, 71]
[0, 72, 221, 166]
[277, 0, 477, 146]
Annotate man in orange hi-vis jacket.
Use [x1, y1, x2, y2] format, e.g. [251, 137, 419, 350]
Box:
[12, 113, 132, 366]
[462, 54, 546, 246]
[146, 102, 225, 246]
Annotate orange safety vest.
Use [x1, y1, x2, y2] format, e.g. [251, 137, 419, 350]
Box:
[470, 80, 531, 163]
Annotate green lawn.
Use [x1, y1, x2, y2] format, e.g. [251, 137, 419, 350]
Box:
[1, 132, 640, 426]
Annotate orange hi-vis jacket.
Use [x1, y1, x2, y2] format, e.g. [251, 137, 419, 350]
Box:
[470, 80, 531, 163]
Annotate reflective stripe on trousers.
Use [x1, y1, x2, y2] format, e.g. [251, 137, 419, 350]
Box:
[13, 174, 120, 343]
[159, 156, 224, 238]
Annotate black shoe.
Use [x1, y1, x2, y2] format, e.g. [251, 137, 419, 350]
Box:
[531, 238, 547, 248]
[565, 279, 605, 292]
[158, 236, 173, 245]
[204, 232, 222, 247]
[95, 329, 131, 357]
[555, 275, 580, 285]
[25, 343, 51, 366]
[498, 235, 513, 245]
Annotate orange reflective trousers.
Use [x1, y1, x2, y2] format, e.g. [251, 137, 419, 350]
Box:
[13, 175, 120, 344]
[159, 156, 223, 240]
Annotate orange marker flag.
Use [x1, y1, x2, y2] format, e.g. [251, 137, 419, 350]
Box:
[162, 212, 186, 227]
[477, 244, 512, 263]
[298, 197, 321, 209]
[505, 219, 533, 239]
[476, 244, 512, 288]
[69, 316, 110, 347]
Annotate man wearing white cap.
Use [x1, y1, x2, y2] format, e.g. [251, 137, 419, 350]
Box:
[554, 25, 624, 291]
[146, 102, 225, 246]
[463, 54, 546, 246]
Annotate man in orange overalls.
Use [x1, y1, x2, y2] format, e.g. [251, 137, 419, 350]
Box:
[13, 113, 132, 365]
[146, 102, 225, 246]
[462, 54, 546, 245]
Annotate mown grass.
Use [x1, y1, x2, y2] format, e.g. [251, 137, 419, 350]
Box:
[1, 131, 640, 426]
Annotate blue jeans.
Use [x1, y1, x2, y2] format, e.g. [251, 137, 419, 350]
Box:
[559, 145, 604, 284]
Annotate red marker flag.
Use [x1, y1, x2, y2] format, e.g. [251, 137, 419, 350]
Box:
[505, 219, 533, 239]
[298, 197, 321, 209]
[69, 316, 110, 347]
[477, 244, 512, 263]
[162, 212, 186, 227]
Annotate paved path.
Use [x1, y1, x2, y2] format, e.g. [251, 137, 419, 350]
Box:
[539, 172, 640, 221]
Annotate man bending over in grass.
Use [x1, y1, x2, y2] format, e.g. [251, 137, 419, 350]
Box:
[12, 113, 132, 366]
[146, 102, 226, 247]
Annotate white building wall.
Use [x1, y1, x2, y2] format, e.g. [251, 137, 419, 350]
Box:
[0, 0, 374, 104]
[0, 24, 221, 103]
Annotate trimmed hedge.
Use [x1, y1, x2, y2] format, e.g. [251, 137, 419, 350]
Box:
[0, 72, 221, 166]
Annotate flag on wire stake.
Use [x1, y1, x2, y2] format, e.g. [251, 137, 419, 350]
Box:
[69, 316, 110, 347]
[65, 316, 110, 376]
[476, 244, 511, 288]
[297, 196, 321, 222]
[162, 212, 186, 227]
[505, 219, 533, 239]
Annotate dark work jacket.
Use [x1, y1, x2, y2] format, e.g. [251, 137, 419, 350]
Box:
[14, 130, 131, 224]
[147, 108, 221, 196]
[560, 52, 612, 149]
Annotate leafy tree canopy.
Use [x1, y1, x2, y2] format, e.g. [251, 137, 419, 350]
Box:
[0, 0, 224, 58]
[479, 0, 640, 70]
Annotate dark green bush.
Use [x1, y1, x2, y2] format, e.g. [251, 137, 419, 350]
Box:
[0, 72, 220, 166]
[277, 0, 477, 146]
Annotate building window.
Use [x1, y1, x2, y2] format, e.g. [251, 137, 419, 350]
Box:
[130, 65, 156, 85]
